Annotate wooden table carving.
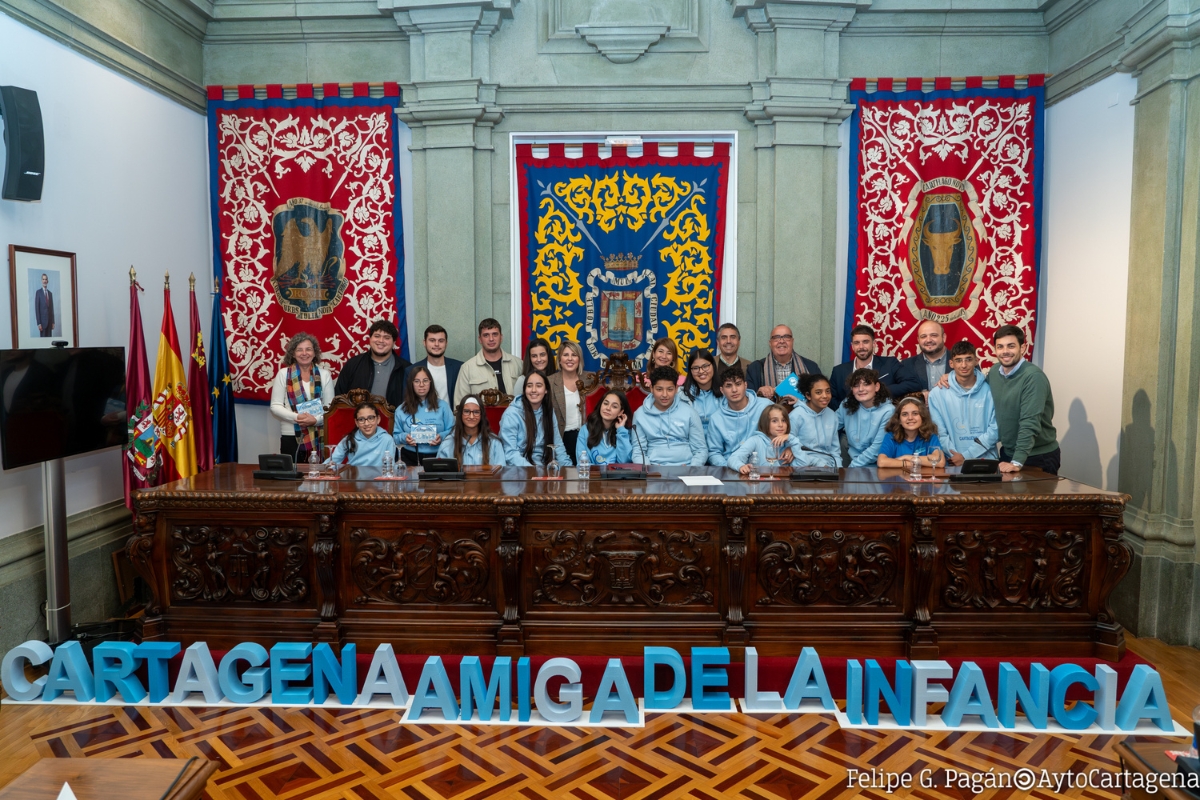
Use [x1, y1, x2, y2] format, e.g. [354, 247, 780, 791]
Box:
[130, 465, 1133, 660]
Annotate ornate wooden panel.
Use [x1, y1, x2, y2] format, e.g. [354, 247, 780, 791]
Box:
[529, 527, 717, 608]
[169, 525, 310, 604]
[754, 528, 903, 607]
[941, 527, 1088, 611]
[348, 527, 491, 606]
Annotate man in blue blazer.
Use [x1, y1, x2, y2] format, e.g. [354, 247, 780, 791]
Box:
[892, 319, 952, 399]
[405, 324, 463, 406]
[829, 324, 903, 410]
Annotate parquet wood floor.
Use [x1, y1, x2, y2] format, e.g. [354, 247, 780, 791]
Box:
[0, 635, 1195, 800]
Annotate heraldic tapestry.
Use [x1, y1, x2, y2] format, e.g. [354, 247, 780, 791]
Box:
[208, 83, 408, 401]
[516, 142, 731, 372]
[845, 76, 1045, 367]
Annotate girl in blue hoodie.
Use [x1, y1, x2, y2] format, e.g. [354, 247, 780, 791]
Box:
[729, 404, 802, 473]
[577, 390, 634, 465]
[789, 373, 839, 467]
[837, 367, 895, 467]
[394, 365, 454, 466]
[437, 395, 506, 467]
[681, 349, 720, 436]
[327, 402, 397, 467]
[500, 369, 572, 467]
[632, 367, 708, 466]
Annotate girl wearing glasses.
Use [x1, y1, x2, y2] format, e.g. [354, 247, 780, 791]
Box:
[681, 349, 720, 437]
[395, 365, 455, 467]
[326, 402, 397, 467]
[438, 395, 506, 466]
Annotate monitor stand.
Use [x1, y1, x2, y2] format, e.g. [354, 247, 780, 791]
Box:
[42, 458, 70, 645]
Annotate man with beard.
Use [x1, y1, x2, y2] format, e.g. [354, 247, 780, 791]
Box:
[892, 319, 951, 400]
[829, 324, 902, 410]
[334, 319, 411, 409]
[987, 325, 1059, 474]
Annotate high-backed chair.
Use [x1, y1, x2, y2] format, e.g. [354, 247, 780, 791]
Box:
[582, 353, 647, 416]
[324, 388, 394, 458]
[480, 387, 514, 433]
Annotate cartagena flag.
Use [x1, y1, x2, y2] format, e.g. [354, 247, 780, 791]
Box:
[153, 278, 198, 482]
[188, 275, 214, 472]
[124, 273, 157, 508]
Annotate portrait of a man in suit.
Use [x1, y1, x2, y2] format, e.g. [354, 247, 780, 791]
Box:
[34, 272, 55, 337]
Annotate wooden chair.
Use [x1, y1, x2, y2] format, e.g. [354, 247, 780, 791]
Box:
[480, 387, 514, 433]
[582, 353, 648, 416]
[324, 388, 394, 457]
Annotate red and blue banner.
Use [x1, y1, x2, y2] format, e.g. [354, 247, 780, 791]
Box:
[515, 143, 731, 373]
[845, 76, 1045, 367]
[207, 83, 407, 402]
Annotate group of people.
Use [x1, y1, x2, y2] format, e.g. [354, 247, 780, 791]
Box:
[269, 314, 1060, 476]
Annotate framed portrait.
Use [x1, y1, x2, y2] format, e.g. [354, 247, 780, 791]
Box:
[8, 245, 78, 348]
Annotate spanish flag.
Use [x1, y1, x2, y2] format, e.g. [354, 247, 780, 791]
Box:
[153, 276, 198, 482]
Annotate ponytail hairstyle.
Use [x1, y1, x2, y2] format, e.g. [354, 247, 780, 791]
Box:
[756, 403, 792, 437]
[520, 369, 558, 464]
[451, 394, 495, 468]
[843, 368, 892, 414]
[585, 390, 633, 450]
[401, 365, 440, 416]
[343, 401, 380, 458]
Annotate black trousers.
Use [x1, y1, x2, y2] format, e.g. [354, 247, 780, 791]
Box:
[563, 429, 580, 463]
[401, 448, 438, 467]
[1000, 446, 1061, 475]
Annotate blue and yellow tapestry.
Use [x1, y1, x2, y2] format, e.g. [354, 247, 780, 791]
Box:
[516, 142, 731, 372]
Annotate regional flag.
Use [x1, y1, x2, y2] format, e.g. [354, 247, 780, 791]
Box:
[153, 278, 198, 482]
[124, 271, 157, 508]
[188, 274, 213, 471]
[209, 278, 238, 463]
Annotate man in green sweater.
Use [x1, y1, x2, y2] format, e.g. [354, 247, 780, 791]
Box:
[987, 325, 1060, 474]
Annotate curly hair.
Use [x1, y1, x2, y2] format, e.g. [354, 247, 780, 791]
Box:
[842, 368, 892, 414]
[282, 332, 322, 367]
[885, 396, 938, 442]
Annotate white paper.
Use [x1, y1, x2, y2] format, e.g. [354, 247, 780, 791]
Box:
[56, 782, 78, 800]
[679, 475, 723, 486]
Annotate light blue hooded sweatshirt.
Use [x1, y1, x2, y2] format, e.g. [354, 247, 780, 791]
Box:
[928, 369, 1000, 459]
[393, 399, 455, 456]
[789, 402, 840, 467]
[500, 403, 572, 467]
[632, 392, 708, 466]
[327, 428, 396, 467]
[705, 395, 771, 466]
[576, 425, 633, 465]
[683, 389, 720, 435]
[728, 431, 804, 471]
[838, 401, 895, 467]
[436, 435, 507, 466]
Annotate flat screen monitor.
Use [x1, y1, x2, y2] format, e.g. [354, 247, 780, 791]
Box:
[0, 347, 126, 469]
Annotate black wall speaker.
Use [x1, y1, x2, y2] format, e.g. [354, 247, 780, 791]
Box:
[0, 86, 44, 202]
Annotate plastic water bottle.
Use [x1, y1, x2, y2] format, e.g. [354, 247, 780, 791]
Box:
[308, 450, 320, 478]
[382, 451, 392, 478]
[748, 451, 760, 481]
[576, 449, 590, 484]
[909, 453, 921, 480]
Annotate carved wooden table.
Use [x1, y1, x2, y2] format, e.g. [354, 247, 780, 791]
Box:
[128, 464, 1132, 660]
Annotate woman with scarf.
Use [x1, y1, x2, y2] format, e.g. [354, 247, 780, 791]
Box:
[270, 332, 335, 462]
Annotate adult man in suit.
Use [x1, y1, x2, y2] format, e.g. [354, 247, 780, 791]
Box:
[746, 324, 820, 406]
[334, 319, 412, 409]
[405, 324, 463, 406]
[829, 324, 903, 410]
[35, 273, 54, 337]
[892, 319, 951, 400]
[714, 322, 751, 383]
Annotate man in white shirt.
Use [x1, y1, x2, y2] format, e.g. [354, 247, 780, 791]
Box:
[406, 324, 463, 406]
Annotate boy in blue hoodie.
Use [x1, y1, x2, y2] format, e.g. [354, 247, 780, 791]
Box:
[928, 339, 999, 464]
[837, 367, 895, 467]
[633, 367, 708, 466]
[789, 373, 839, 467]
[706, 364, 770, 466]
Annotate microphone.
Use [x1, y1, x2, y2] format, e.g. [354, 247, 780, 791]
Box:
[801, 445, 838, 467]
[973, 437, 998, 459]
[630, 423, 650, 472]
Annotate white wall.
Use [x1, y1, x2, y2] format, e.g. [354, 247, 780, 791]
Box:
[0, 14, 211, 538]
[1040, 73, 1136, 490]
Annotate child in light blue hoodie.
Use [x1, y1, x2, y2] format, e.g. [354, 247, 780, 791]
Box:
[837, 367, 895, 467]
[681, 349, 721, 437]
[729, 403, 802, 473]
[927, 340, 999, 463]
[706, 364, 770, 466]
[436, 395, 506, 466]
[394, 365, 454, 465]
[500, 369, 572, 467]
[789, 373, 840, 467]
[632, 367, 708, 466]
[576, 390, 634, 465]
[327, 402, 397, 467]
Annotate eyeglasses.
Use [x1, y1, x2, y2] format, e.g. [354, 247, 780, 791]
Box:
[770, 334, 793, 341]
[461, 408, 482, 416]
[355, 415, 378, 423]
[691, 363, 713, 372]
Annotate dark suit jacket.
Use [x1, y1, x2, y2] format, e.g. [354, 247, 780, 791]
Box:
[892, 353, 952, 397]
[829, 355, 902, 410]
[334, 350, 412, 410]
[714, 355, 751, 384]
[745, 354, 821, 395]
[405, 357, 463, 407]
[35, 288, 54, 333]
